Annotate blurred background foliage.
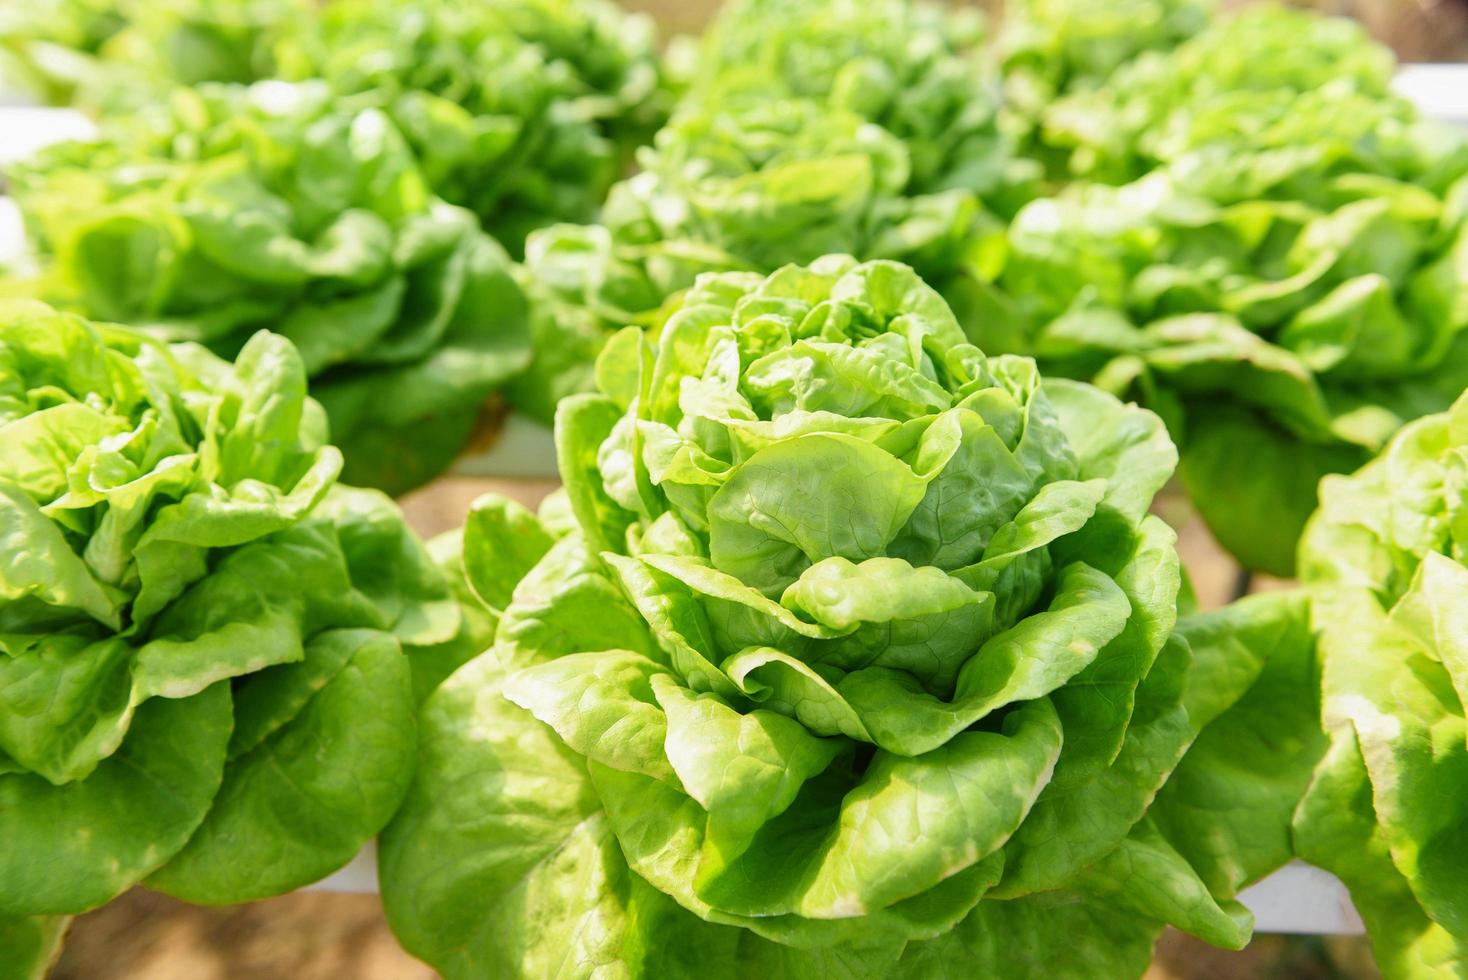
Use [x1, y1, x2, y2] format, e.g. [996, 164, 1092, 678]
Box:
[627, 0, 1468, 60]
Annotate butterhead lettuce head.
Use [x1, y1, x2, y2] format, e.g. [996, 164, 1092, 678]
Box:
[381, 258, 1304, 978]
[983, 78, 1468, 574]
[1294, 391, 1468, 978]
[997, 0, 1210, 150]
[506, 0, 1028, 426]
[9, 80, 532, 495]
[0, 301, 456, 922]
[276, 0, 671, 255]
[1038, 5, 1395, 185]
[691, 0, 1014, 202]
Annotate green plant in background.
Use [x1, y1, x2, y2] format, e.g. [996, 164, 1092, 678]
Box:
[87, 0, 307, 106]
[1293, 390, 1468, 978]
[0, 303, 458, 955]
[688, 0, 1026, 204]
[8, 81, 532, 495]
[509, 94, 1008, 421]
[276, 0, 672, 256]
[507, 204, 747, 424]
[996, 0, 1212, 174]
[507, 0, 1029, 424]
[379, 257, 1317, 978]
[1041, 5, 1397, 184]
[1, 0, 671, 260]
[0, 0, 306, 108]
[971, 24, 1468, 574]
[0, 0, 128, 105]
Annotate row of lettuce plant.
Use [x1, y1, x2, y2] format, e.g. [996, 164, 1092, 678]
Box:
[2, 0, 669, 251]
[1, 262, 1462, 978]
[1, 3, 1467, 976]
[9, 0, 1465, 567]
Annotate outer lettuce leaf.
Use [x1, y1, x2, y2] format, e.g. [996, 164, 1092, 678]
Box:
[895, 890, 1164, 979]
[1296, 735, 1468, 980]
[1179, 405, 1367, 576]
[1146, 592, 1326, 902]
[147, 630, 416, 903]
[0, 914, 69, 980]
[0, 684, 231, 916]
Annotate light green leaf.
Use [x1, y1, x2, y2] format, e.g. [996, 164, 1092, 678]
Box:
[707, 433, 930, 597]
[149, 630, 415, 903]
[0, 684, 230, 916]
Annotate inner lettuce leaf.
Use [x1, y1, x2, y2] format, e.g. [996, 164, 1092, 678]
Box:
[1294, 391, 1468, 978]
[0, 303, 455, 935]
[380, 257, 1314, 978]
[8, 80, 532, 495]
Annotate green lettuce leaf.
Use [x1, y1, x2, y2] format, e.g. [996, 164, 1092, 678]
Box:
[0, 913, 69, 980]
